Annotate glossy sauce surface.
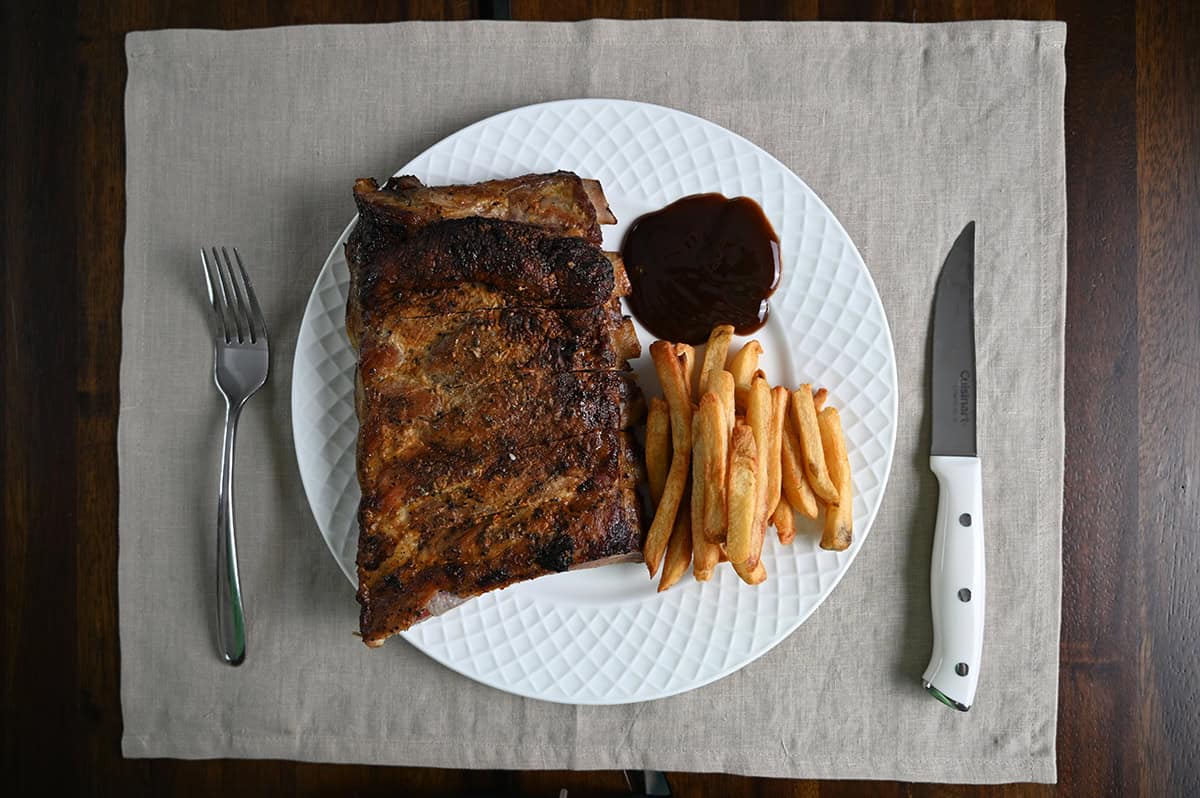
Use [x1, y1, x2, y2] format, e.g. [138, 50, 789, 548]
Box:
[621, 193, 781, 345]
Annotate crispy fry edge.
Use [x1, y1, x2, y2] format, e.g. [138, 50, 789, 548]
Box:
[698, 324, 734, 395]
[745, 376, 771, 568]
[767, 385, 787, 517]
[700, 392, 728, 546]
[645, 397, 670, 507]
[790, 385, 839, 505]
[644, 342, 693, 576]
[659, 485, 694, 591]
[781, 413, 819, 518]
[725, 423, 758, 565]
[818, 406, 853, 551]
[772, 497, 797, 544]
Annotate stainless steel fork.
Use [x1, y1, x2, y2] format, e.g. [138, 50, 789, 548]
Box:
[200, 247, 269, 666]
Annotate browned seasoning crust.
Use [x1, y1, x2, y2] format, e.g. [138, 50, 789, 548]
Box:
[355, 301, 639, 393]
[346, 173, 621, 348]
[360, 430, 631, 538]
[353, 171, 608, 245]
[357, 433, 645, 639]
[358, 217, 618, 312]
[346, 171, 645, 646]
[356, 371, 643, 476]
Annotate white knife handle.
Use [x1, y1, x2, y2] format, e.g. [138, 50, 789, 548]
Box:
[922, 455, 985, 710]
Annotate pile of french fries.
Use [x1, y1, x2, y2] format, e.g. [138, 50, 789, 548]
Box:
[644, 325, 854, 592]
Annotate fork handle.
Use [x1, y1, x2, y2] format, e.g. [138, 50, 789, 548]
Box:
[216, 401, 247, 665]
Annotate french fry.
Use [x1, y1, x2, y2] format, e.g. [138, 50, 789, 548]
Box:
[659, 486, 693, 592]
[653, 342, 694, 457]
[818, 406, 853, 551]
[771, 497, 797, 544]
[745, 375, 772, 568]
[691, 396, 705, 535]
[781, 422, 819, 519]
[693, 393, 723, 577]
[747, 561, 768, 584]
[693, 522, 721, 581]
[729, 340, 763, 386]
[673, 342, 696, 401]
[645, 342, 693, 577]
[813, 387, 828, 412]
[767, 386, 787, 517]
[645, 397, 670, 506]
[725, 423, 758, 565]
[789, 385, 839, 505]
[728, 340, 763, 410]
[698, 324, 735, 394]
[693, 529, 720, 581]
[700, 393, 728, 544]
[732, 558, 768, 585]
[715, 370, 736, 435]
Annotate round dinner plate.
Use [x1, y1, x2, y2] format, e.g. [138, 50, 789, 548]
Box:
[292, 99, 897, 705]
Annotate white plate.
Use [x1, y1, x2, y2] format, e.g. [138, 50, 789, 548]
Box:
[292, 99, 897, 704]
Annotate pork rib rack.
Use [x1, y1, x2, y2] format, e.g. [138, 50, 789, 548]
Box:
[346, 172, 645, 646]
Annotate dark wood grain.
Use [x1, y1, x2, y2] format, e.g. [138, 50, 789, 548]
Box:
[3, 0, 1197, 795]
[1055, 0, 1143, 795]
[1135, 1, 1200, 796]
[3, 3, 82, 797]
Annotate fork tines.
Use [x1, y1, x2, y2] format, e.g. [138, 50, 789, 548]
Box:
[201, 247, 268, 345]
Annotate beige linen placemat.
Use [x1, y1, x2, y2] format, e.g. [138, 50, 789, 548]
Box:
[120, 20, 1065, 782]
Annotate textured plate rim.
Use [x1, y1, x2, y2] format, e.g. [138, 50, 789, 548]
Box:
[291, 98, 899, 704]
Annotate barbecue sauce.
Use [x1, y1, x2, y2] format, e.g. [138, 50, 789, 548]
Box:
[621, 193, 781, 345]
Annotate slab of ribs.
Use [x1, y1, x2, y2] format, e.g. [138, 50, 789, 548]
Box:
[345, 172, 647, 646]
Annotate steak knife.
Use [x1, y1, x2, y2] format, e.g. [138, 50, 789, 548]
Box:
[922, 221, 985, 712]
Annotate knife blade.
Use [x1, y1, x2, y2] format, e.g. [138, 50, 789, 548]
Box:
[922, 221, 986, 711]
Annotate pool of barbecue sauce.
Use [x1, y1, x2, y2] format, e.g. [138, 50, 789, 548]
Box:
[620, 194, 781, 345]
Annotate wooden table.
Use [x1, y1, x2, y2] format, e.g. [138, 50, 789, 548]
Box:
[4, 1, 1196, 794]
